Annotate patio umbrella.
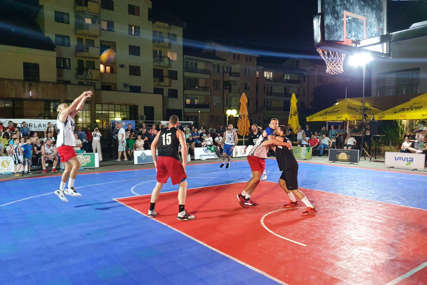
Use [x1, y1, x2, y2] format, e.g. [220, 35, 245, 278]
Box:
[288, 93, 300, 133]
[237, 92, 250, 138]
[375, 93, 427, 120]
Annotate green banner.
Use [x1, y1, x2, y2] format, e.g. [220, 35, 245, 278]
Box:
[292, 146, 312, 160]
[77, 153, 96, 168]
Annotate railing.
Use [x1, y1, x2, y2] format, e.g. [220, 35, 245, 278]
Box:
[230, 72, 240, 77]
[184, 68, 210, 74]
[185, 103, 210, 109]
[75, 0, 100, 14]
[184, 86, 210, 92]
[75, 24, 100, 36]
[75, 46, 99, 58]
[76, 69, 100, 81]
[153, 57, 176, 67]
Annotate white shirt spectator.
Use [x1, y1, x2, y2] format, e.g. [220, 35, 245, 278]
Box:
[204, 136, 213, 146]
[346, 137, 357, 146]
[401, 140, 412, 150]
[214, 135, 223, 145]
[118, 128, 126, 144]
[321, 136, 331, 146]
[297, 130, 304, 141]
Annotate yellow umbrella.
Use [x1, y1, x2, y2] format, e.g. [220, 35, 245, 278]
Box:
[237, 92, 250, 136]
[288, 93, 300, 133]
[375, 93, 427, 120]
[306, 98, 382, 122]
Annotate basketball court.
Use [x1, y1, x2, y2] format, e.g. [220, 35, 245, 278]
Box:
[1, 160, 426, 284]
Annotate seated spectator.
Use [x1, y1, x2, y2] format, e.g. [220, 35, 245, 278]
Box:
[138, 128, 150, 149]
[317, 134, 331, 156]
[44, 132, 55, 143]
[127, 133, 136, 159]
[300, 133, 309, 146]
[134, 135, 145, 151]
[20, 122, 30, 137]
[74, 133, 83, 152]
[41, 139, 58, 173]
[30, 131, 39, 144]
[44, 122, 56, 138]
[344, 134, 357, 149]
[202, 133, 213, 147]
[308, 134, 319, 149]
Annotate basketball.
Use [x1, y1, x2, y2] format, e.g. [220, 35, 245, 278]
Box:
[100, 48, 116, 64]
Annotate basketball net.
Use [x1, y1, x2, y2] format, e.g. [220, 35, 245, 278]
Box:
[316, 47, 346, 75]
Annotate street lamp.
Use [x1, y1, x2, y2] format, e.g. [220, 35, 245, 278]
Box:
[348, 52, 374, 159]
[226, 109, 238, 125]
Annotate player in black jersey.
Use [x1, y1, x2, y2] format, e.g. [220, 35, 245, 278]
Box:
[148, 115, 195, 220]
[275, 126, 316, 216]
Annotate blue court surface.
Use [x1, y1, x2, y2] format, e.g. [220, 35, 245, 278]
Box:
[1, 160, 426, 284]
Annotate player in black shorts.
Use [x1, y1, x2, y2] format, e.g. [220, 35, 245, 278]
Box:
[275, 126, 316, 216]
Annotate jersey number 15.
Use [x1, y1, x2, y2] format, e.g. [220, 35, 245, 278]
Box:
[161, 133, 172, 145]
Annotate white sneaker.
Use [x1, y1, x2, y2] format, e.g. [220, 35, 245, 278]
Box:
[64, 187, 82, 197]
[54, 190, 68, 202]
[261, 171, 267, 181]
[147, 209, 157, 217]
[177, 210, 195, 221]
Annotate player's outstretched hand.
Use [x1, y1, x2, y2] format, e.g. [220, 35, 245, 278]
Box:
[84, 90, 93, 98]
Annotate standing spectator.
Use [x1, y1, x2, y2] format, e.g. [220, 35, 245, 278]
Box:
[44, 132, 55, 143]
[21, 137, 33, 174]
[336, 125, 345, 149]
[44, 122, 56, 138]
[10, 138, 24, 175]
[304, 124, 311, 139]
[41, 139, 58, 173]
[77, 127, 88, 151]
[74, 133, 83, 152]
[30, 131, 39, 144]
[32, 138, 42, 167]
[320, 126, 328, 136]
[296, 127, 304, 145]
[329, 125, 337, 140]
[117, 122, 127, 161]
[126, 123, 134, 136]
[126, 132, 136, 160]
[85, 127, 93, 152]
[92, 127, 102, 161]
[20, 122, 30, 137]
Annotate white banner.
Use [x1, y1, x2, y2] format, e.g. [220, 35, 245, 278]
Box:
[0, 157, 14, 174]
[233, 145, 252, 157]
[385, 152, 425, 171]
[0, 118, 56, 132]
[134, 150, 154, 165]
[194, 147, 218, 160]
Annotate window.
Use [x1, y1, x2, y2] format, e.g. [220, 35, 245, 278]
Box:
[86, 60, 95, 70]
[168, 70, 177, 80]
[54, 11, 69, 24]
[168, 89, 178, 98]
[129, 45, 140, 56]
[23, 63, 40, 81]
[128, 4, 140, 16]
[86, 39, 95, 48]
[128, 25, 140, 36]
[167, 51, 177, 62]
[153, 31, 164, 43]
[264, 71, 273, 80]
[101, 20, 114, 32]
[129, 65, 141, 76]
[129, 85, 141, 93]
[213, 80, 220, 90]
[56, 57, 71, 69]
[101, 0, 114, 10]
[55, 34, 70, 47]
[84, 17, 93, 24]
[153, 69, 163, 80]
[154, 88, 163, 95]
[168, 33, 177, 43]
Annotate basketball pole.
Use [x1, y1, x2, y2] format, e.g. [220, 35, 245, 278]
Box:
[361, 65, 366, 160]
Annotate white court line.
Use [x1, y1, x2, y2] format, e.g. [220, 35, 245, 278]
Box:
[114, 198, 286, 285]
[385, 261, 427, 285]
[260, 208, 307, 247]
[0, 178, 138, 208]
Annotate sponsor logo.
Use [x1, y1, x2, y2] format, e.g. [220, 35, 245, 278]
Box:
[394, 156, 414, 166]
[337, 152, 349, 161]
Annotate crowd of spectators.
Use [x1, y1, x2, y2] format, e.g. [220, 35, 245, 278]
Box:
[400, 126, 427, 155]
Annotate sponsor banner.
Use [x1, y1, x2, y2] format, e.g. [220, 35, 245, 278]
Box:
[385, 152, 425, 170]
[329, 149, 359, 163]
[233, 145, 251, 157]
[134, 150, 154, 165]
[112, 120, 135, 129]
[0, 118, 56, 132]
[0, 157, 14, 174]
[194, 147, 218, 160]
[292, 146, 312, 160]
[77, 153, 99, 168]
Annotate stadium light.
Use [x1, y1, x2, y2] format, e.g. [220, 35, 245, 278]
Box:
[348, 52, 373, 67]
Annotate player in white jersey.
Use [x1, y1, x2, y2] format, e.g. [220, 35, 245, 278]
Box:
[220, 124, 238, 168]
[54, 91, 92, 202]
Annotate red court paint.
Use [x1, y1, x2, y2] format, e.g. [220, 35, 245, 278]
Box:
[118, 182, 427, 284]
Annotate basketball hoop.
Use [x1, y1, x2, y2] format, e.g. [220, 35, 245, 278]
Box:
[316, 47, 346, 75]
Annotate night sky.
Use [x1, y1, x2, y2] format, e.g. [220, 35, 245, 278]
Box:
[153, 0, 427, 55]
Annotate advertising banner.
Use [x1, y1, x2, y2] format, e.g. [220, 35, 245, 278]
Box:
[0, 118, 56, 132]
[292, 146, 312, 160]
[385, 152, 425, 171]
[0, 157, 14, 174]
[329, 149, 359, 163]
[232, 145, 250, 158]
[134, 150, 154, 165]
[194, 147, 218, 160]
[77, 153, 99, 168]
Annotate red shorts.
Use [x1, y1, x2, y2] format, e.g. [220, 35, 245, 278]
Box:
[156, 156, 186, 185]
[247, 155, 265, 173]
[57, 145, 77, 163]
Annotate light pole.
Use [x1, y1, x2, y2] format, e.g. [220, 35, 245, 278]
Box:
[348, 52, 373, 159]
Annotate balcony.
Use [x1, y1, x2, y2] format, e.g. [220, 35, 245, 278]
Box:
[100, 72, 116, 83]
[75, 23, 100, 37]
[154, 78, 171, 87]
[184, 103, 210, 109]
[153, 57, 176, 68]
[75, 0, 100, 14]
[75, 46, 100, 58]
[184, 86, 210, 96]
[76, 69, 100, 81]
[230, 72, 240, 80]
[184, 68, 210, 78]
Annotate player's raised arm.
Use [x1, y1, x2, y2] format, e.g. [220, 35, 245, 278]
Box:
[58, 91, 92, 122]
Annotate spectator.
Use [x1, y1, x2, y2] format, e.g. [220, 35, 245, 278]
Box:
[44, 122, 56, 138]
[320, 126, 328, 136]
[134, 135, 145, 151]
[296, 127, 304, 145]
[9, 138, 24, 175]
[77, 127, 88, 151]
[7, 121, 16, 133]
[149, 124, 158, 136]
[126, 124, 133, 137]
[304, 124, 311, 139]
[30, 132, 39, 144]
[41, 139, 58, 173]
[126, 132, 136, 160]
[308, 134, 319, 149]
[0, 132, 9, 154]
[20, 122, 30, 137]
[92, 127, 102, 161]
[139, 128, 150, 149]
[344, 134, 357, 149]
[85, 127, 93, 152]
[32, 138, 42, 167]
[400, 136, 416, 153]
[117, 122, 127, 161]
[0, 122, 3, 132]
[300, 133, 309, 146]
[74, 133, 83, 152]
[317, 134, 331, 156]
[44, 132, 55, 143]
[329, 125, 337, 140]
[202, 133, 213, 147]
[21, 137, 33, 174]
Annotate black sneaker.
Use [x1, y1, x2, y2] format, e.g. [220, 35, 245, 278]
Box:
[220, 163, 224, 168]
[226, 163, 230, 168]
[177, 210, 195, 221]
[243, 198, 258, 207]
